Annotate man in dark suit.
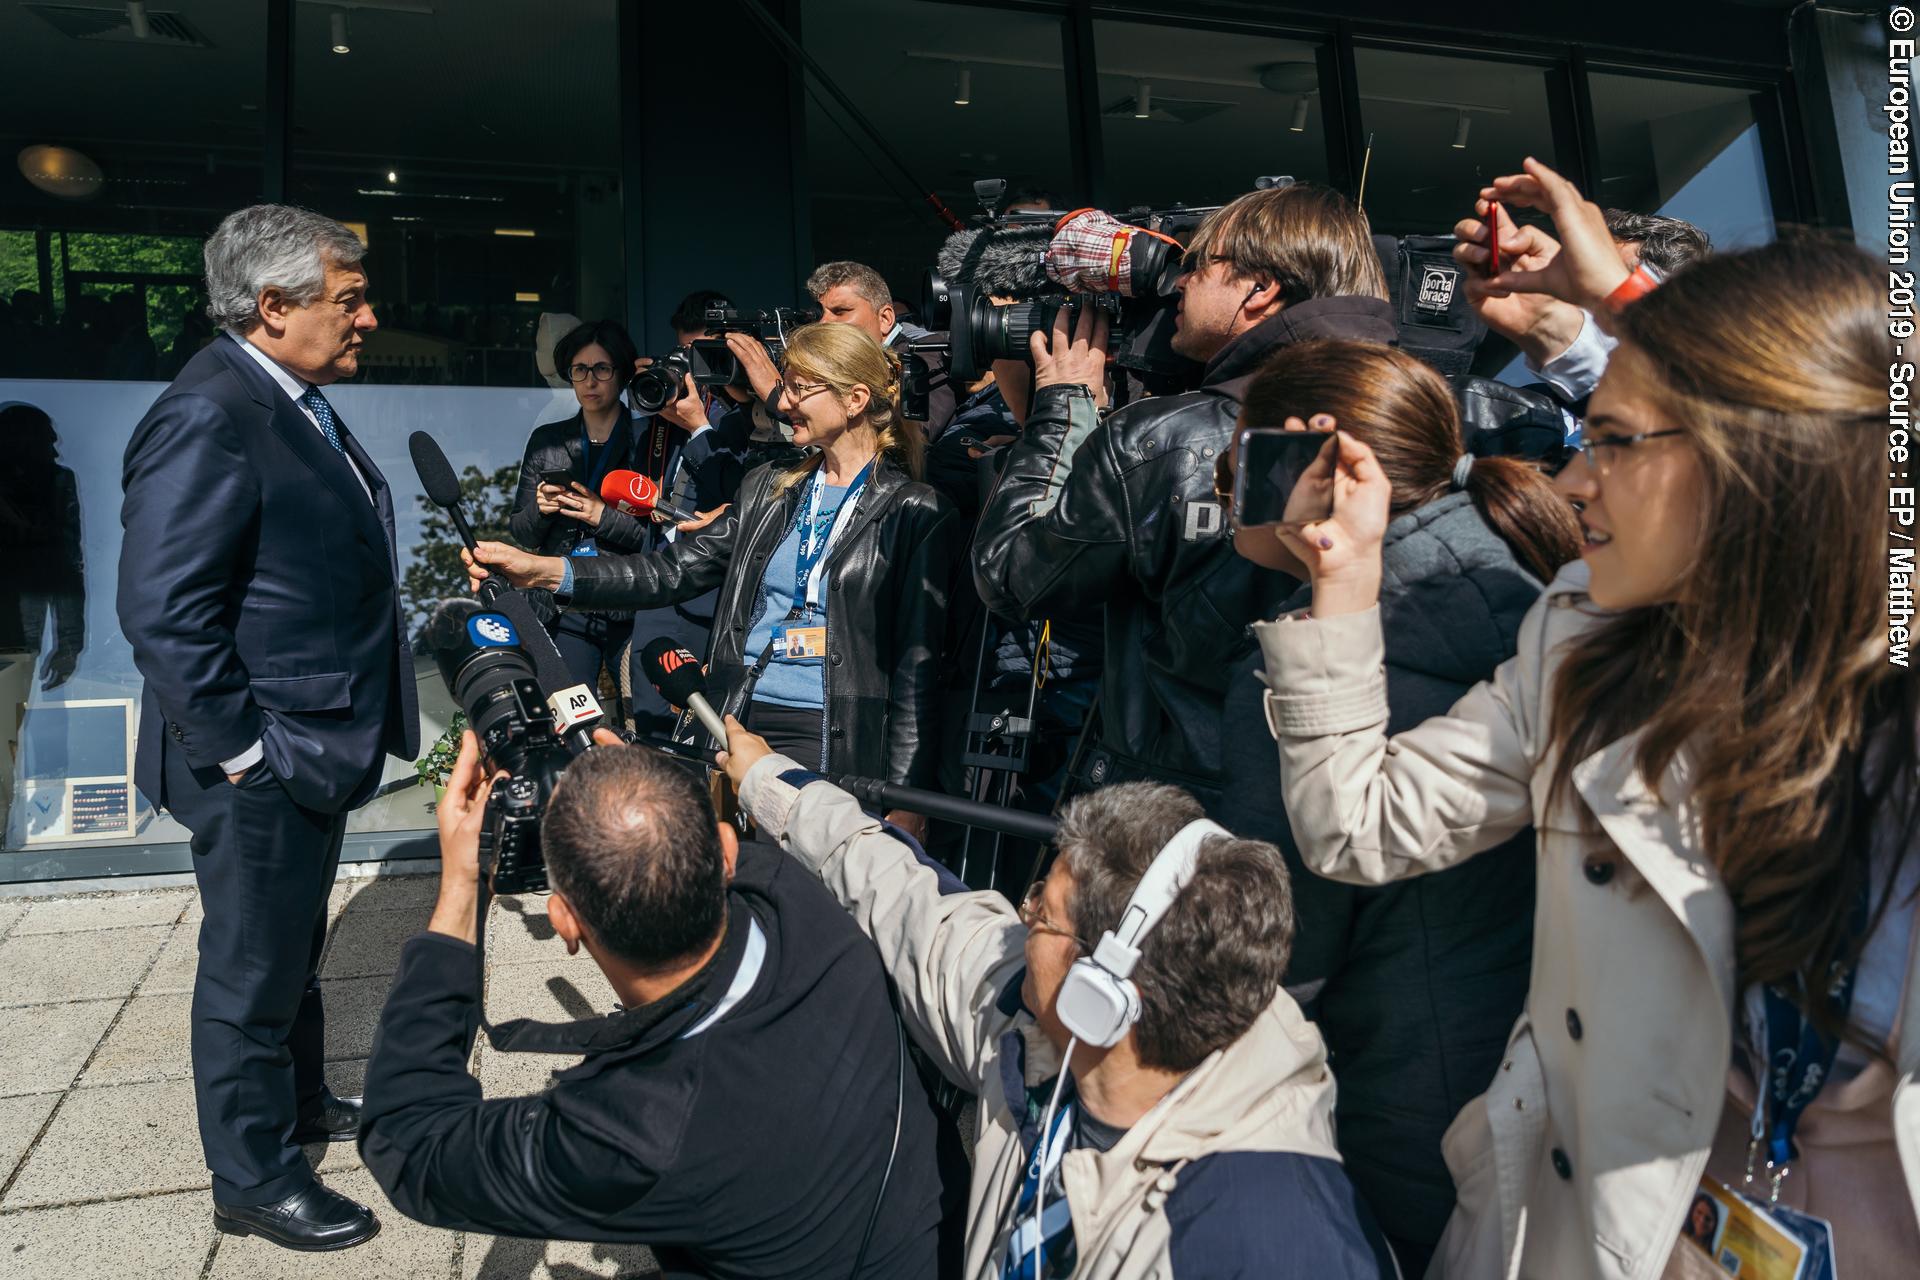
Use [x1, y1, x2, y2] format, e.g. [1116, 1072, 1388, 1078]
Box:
[118, 205, 418, 1251]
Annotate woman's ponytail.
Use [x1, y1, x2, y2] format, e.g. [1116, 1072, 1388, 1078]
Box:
[1457, 454, 1583, 583]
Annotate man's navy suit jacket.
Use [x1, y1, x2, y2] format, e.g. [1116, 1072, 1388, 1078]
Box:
[118, 334, 420, 815]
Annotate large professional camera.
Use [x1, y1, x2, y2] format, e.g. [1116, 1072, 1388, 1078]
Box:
[629, 305, 815, 412]
[424, 598, 588, 895]
[921, 178, 1249, 387]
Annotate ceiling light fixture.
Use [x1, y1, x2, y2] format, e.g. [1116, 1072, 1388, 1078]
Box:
[126, 1, 150, 39]
[1289, 95, 1309, 133]
[386, 169, 397, 183]
[330, 9, 350, 54]
[954, 67, 971, 107]
[1134, 81, 1152, 119]
[493, 228, 536, 238]
[1452, 111, 1471, 150]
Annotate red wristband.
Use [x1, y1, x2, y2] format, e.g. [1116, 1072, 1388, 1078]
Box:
[1604, 264, 1660, 313]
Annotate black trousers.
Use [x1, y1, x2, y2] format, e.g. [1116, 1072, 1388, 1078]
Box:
[551, 610, 632, 717]
[164, 740, 347, 1205]
[747, 702, 823, 773]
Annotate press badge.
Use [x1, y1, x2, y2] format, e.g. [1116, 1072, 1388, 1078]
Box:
[1675, 1174, 1835, 1280]
[771, 622, 826, 661]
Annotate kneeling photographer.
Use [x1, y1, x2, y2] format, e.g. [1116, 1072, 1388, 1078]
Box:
[358, 731, 961, 1278]
[718, 718, 1396, 1278]
[971, 184, 1397, 811]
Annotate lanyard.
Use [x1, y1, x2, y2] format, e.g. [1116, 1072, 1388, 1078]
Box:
[1744, 887, 1869, 1204]
[789, 457, 874, 617]
[1003, 1100, 1075, 1280]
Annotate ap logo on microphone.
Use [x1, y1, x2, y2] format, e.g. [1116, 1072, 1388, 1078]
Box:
[468, 614, 518, 647]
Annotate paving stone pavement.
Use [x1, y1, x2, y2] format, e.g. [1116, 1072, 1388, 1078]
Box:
[0, 874, 661, 1278]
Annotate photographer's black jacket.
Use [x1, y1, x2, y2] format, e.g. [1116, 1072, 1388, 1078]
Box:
[359, 842, 959, 1279]
[971, 298, 1399, 795]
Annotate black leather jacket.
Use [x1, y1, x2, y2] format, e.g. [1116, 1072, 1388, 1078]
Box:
[506, 412, 643, 557]
[972, 297, 1400, 794]
[567, 456, 958, 787]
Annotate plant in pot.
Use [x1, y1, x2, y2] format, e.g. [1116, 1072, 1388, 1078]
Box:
[415, 713, 469, 804]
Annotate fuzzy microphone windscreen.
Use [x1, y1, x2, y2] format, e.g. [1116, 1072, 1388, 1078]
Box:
[936, 223, 1053, 296]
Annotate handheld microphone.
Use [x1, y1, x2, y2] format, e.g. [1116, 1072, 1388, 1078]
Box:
[409, 430, 478, 552]
[410, 429, 605, 745]
[639, 637, 728, 744]
[601, 469, 698, 525]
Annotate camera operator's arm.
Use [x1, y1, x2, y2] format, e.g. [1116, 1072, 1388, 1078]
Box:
[972, 308, 1130, 621]
[725, 723, 1030, 1093]
[726, 333, 783, 409]
[361, 734, 663, 1237]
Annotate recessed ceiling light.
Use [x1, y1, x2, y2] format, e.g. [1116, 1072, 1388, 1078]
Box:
[386, 170, 397, 183]
[493, 228, 536, 238]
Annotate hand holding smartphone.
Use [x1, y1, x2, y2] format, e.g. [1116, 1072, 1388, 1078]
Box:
[1232, 428, 1335, 529]
[1484, 199, 1504, 277]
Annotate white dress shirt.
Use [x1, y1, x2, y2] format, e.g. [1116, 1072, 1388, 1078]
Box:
[219, 333, 374, 775]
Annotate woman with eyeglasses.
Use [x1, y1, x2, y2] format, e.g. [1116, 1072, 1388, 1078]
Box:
[506, 319, 645, 704]
[1219, 338, 1580, 1276]
[1256, 160, 1919, 1279]
[472, 323, 957, 840]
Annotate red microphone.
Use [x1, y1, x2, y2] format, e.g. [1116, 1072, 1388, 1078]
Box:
[600, 469, 699, 523]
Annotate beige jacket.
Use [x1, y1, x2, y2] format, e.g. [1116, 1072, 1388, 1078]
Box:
[738, 754, 1392, 1279]
[1253, 559, 1920, 1280]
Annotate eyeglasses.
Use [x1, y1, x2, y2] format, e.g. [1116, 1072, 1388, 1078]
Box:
[779, 377, 831, 402]
[1577, 428, 1686, 477]
[1019, 881, 1090, 951]
[567, 362, 617, 383]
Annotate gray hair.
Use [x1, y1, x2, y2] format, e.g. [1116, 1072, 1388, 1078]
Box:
[204, 205, 365, 334]
[805, 260, 892, 313]
[1054, 781, 1295, 1071]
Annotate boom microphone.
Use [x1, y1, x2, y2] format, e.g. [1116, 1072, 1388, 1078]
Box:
[936, 224, 1053, 297]
[601, 469, 697, 525]
[639, 636, 728, 744]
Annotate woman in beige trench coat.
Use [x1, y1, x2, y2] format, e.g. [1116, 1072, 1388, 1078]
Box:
[1249, 165, 1919, 1280]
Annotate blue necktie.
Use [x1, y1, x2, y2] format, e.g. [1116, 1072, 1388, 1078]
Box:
[299, 387, 345, 454]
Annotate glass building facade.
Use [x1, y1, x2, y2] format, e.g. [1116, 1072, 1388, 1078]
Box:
[0, 0, 1875, 881]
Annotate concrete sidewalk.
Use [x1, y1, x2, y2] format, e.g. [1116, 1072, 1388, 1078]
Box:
[0, 872, 660, 1279]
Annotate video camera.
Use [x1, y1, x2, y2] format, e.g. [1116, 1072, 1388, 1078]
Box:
[920, 177, 1267, 386]
[630, 304, 817, 413]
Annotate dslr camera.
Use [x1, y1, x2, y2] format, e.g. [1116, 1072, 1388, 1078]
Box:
[629, 305, 815, 412]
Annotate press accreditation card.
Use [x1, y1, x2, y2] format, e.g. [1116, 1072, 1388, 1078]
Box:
[771, 623, 826, 661]
[1677, 1175, 1835, 1280]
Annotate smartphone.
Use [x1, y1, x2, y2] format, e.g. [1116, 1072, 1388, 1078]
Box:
[1485, 199, 1503, 276]
[1233, 429, 1333, 528]
[539, 468, 575, 488]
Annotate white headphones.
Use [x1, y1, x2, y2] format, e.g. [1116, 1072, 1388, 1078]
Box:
[1053, 818, 1230, 1048]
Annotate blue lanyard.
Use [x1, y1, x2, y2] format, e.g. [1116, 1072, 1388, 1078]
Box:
[1003, 1099, 1075, 1280]
[1746, 886, 1869, 1200]
[788, 458, 874, 618]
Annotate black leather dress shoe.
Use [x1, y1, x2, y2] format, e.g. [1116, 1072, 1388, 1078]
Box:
[213, 1182, 380, 1251]
[291, 1093, 362, 1144]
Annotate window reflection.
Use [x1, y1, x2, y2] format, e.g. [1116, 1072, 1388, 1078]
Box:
[1588, 73, 1777, 249]
[1091, 22, 1329, 211]
[1351, 48, 1561, 235]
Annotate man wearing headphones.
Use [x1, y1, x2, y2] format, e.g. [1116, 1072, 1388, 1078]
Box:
[719, 718, 1397, 1279]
